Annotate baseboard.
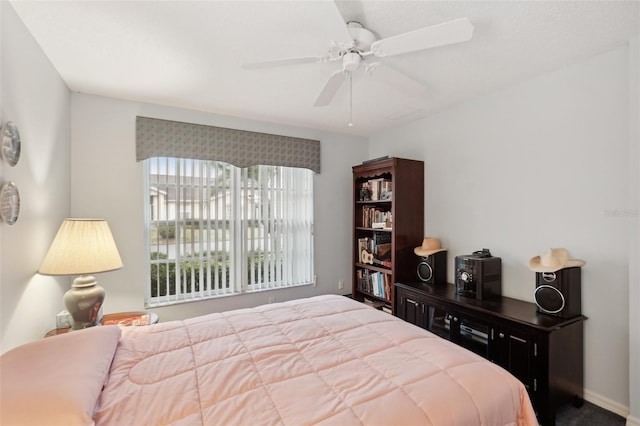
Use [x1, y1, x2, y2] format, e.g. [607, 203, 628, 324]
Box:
[626, 414, 640, 426]
[584, 389, 629, 418]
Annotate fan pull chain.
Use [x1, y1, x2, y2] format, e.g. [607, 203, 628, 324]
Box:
[348, 72, 354, 127]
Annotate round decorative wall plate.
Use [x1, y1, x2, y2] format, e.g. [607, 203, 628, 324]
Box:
[1, 121, 21, 167]
[0, 182, 20, 225]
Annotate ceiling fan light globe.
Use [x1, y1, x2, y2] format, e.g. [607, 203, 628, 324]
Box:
[343, 52, 361, 72]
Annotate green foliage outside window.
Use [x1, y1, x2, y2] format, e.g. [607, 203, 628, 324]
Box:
[150, 251, 281, 297]
[157, 225, 176, 240]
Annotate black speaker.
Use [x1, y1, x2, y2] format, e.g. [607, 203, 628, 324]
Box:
[534, 267, 581, 318]
[417, 251, 447, 284]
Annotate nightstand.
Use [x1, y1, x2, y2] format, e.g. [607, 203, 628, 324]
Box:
[45, 311, 159, 337]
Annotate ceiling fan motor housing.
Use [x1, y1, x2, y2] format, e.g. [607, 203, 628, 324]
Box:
[346, 21, 376, 51]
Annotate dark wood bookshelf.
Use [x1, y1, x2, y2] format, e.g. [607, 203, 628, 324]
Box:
[352, 157, 424, 313]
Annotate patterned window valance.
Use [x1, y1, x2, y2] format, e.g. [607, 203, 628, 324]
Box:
[135, 116, 321, 173]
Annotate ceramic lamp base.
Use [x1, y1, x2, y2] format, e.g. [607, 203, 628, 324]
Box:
[64, 275, 105, 330]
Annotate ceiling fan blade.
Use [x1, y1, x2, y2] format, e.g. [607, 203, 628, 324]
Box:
[328, 0, 357, 45]
[313, 70, 348, 107]
[243, 1, 353, 72]
[368, 64, 427, 97]
[370, 17, 474, 57]
[242, 56, 327, 70]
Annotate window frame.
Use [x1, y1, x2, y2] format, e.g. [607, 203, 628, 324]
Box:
[143, 158, 315, 308]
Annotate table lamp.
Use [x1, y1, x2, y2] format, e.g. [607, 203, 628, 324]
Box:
[39, 219, 123, 330]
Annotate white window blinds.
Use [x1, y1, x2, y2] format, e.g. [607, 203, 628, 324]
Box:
[145, 158, 314, 307]
[242, 165, 314, 291]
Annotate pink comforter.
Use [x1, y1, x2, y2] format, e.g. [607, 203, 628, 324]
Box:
[95, 295, 537, 425]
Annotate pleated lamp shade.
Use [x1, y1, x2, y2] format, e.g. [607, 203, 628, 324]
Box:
[39, 219, 123, 276]
[39, 219, 122, 330]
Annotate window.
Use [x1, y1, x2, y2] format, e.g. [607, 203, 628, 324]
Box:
[144, 157, 314, 307]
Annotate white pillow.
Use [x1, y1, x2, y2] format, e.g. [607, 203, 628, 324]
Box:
[0, 325, 121, 426]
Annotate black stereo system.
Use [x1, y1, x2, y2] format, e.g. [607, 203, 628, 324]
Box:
[534, 267, 582, 318]
[455, 249, 501, 300]
[412, 244, 581, 318]
[417, 251, 447, 284]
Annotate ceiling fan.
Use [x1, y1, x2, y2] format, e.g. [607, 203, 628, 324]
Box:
[242, 16, 474, 125]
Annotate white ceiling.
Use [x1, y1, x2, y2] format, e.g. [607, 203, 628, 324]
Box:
[9, 0, 640, 137]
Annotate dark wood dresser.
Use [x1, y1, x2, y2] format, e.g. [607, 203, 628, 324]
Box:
[395, 281, 586, 425]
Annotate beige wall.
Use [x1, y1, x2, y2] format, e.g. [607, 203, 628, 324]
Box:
[369, 46, 636, 419]
[69, 93, 368, 321]
[628, 35, 639, 426]
[0, 2, 71, 352]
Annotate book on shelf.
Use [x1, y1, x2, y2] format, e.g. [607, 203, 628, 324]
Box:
[383, 211, 392, 229]
[373, 232, 391, 245]
[359, 177, 392, 202]
[362, 206, 392, 229]
[358, 232, 391, 253]
[357, 268, 391, 302]
[370, 178, 391, 201]
[369, 178, 382, 201]
[380, 180, 392, 201]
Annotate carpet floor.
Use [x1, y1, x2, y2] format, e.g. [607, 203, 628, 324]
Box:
[555, 401, 625, 426]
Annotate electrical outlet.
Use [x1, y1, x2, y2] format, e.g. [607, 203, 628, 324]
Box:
[268, 296, 275, 303]
[338, 280, 344, 290]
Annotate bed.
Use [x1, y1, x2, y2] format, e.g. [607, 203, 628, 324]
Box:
[0, 295, 537, 425]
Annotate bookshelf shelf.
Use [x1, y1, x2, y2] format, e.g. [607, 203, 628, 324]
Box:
[352, 157, 424, 314]
[360, 291, 389, 304]
[354, 262, 391, 273]
[355, 200, 392, 205]
[355, 227, 392, 232]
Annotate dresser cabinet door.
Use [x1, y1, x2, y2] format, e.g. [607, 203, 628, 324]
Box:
[396, 288, 428, 329]
[426, 304, 452, 340]
[456, 315, 490, 358]
[491, 326, 536, 392]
